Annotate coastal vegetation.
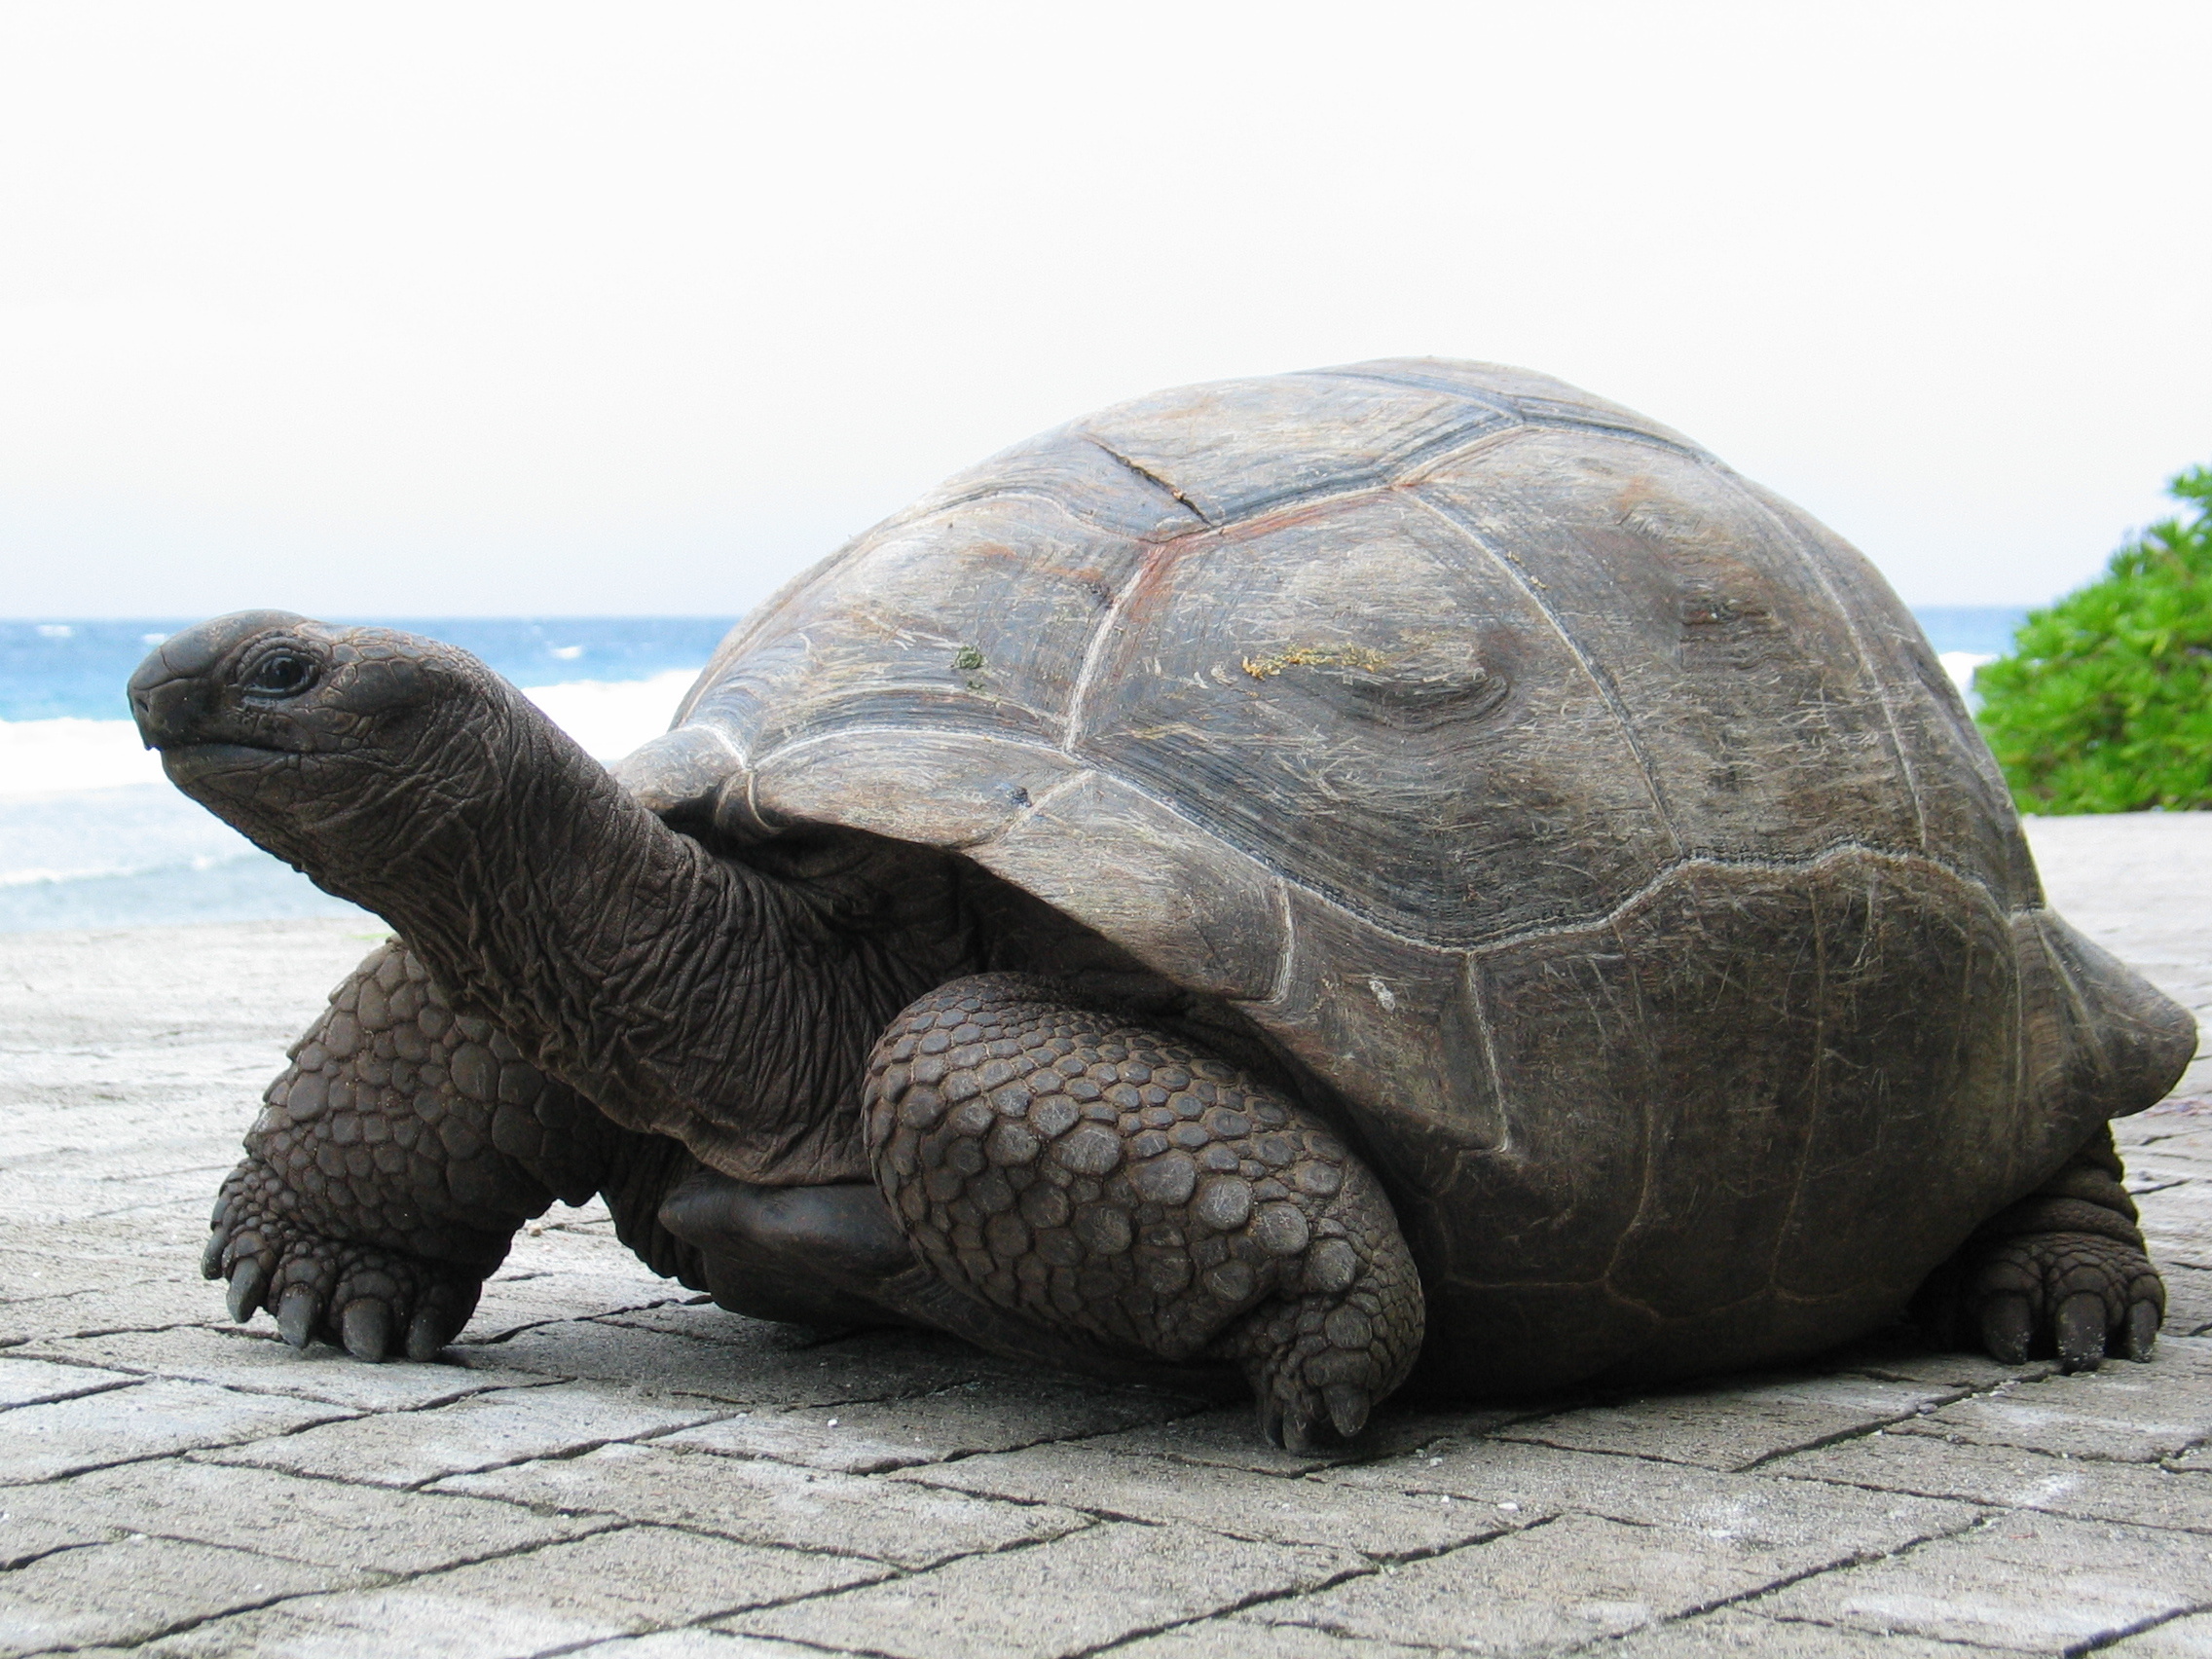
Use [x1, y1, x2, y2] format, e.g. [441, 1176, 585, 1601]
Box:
[1975, 465, 2212, 813]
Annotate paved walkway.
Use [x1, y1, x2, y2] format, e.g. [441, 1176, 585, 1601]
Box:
[2, 818, 2210, 1658]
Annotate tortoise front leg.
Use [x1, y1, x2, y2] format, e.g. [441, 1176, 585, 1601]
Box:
[1918, 1124, 2163, 1370]
[207, 941, 688, 1360]
[863, 974, 1425, 1449]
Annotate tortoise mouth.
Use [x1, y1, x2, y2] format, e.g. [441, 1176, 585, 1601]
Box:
[159, 740, 297, 788]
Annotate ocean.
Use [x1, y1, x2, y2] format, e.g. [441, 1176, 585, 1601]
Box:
[0, 608, 2027, 933]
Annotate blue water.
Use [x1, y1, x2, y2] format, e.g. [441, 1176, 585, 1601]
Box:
[1, 616, 739, 722]
[0, 608, 2027, 934]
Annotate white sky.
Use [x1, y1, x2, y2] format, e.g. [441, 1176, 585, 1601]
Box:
[1, 2, 2205, 616]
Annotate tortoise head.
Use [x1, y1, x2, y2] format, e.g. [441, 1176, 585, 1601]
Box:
[128, 610, 517, 896]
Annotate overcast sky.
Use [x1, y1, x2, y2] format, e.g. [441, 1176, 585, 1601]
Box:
[2, 2, 2205, 617]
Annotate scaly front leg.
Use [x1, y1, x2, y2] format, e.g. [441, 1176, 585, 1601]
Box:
[207, 941, 696, 1359]
[864, 974, 1425, 1450]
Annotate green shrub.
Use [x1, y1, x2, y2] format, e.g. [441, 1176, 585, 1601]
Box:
[1974, 465, 2212, 814]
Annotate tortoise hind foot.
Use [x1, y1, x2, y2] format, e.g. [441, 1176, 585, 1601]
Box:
[207, 1160, 486, 1361]
[865, 974, 1425, 1451]
[1920, 1124, 2162, 1370]
[1948, 1231, 2163, 1370]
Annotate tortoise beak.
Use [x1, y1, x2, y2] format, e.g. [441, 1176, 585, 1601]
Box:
[129, 610, 312, 749]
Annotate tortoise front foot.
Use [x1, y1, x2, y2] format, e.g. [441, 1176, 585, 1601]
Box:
[1921, 1124, 2162, 1370]
[865, 974, 1424, 1451]
[206, 1160, 487, 1362]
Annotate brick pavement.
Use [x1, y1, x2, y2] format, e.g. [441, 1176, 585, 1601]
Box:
[1, 817, 2209, 1657]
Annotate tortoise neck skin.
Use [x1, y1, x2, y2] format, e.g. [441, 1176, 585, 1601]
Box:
[129, 612, 911, 1185]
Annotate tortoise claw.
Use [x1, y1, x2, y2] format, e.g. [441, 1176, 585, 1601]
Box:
[2122, 1298, 2160, 1363]
[227, 1258, 269, 1324]
[342, 1298, 392, 1363]
[277, 1285, 318, 1350]
[1979, 1292, 2034, 1365]
[2055, 1291, 2109, 1372]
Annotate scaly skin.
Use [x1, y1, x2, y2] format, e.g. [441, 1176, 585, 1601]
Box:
[206, 939, 704, 1359]
[865, 975, 1423, 1449]
[1919, 1124, 2163, 1369]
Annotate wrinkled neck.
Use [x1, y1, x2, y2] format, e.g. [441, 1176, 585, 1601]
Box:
[325, 689, 890, 1181]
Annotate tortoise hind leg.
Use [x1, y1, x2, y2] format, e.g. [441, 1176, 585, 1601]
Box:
[863, 974, 1424, 1449]
[1917, 1124, 2162, 1370]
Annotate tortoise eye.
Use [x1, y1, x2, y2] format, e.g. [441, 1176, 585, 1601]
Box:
[243, 650, 318, 697]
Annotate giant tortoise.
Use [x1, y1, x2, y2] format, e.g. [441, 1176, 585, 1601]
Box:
[129, 358, 2190, 1447]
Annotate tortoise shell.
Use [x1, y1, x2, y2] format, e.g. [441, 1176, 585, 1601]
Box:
[620, 359, 2189, 1389]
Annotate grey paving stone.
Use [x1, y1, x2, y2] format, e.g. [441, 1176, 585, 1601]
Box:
[1251, 1512, 1825, 1653]
[1594, 1606, 2007, 1655]
[1772, 1428, 2212, 1532]
[21, 1325, 551, 1410]
[0, 1354, 136, 1407]
[1102, 1617, 1437, 1657]
[2164, 1265, 2212, 1338]
[460, 1269, 690, 1342]
[572, 1632, 838, 1659]
[197, 1381, 719, 1487]
[728, 1521, 1356, 1659]
[434, 1440, 1089, 1568]
[1751, 1512, 2212, 1650]
[6, 1456, 613, 1572]
[899, 1442, 1508, 1559]
[133, 1589, 644, 1659]
[658, 1377, 1197, 1473]
[1891, 1358, 2212, 1463]
[0, 1247, 170, 1303]
[1071, 1401, 1528, 1477]
[1318, 1436, 1982, 1556]
[0, 1378, 347, 1483]
[0, 1278, 231, 1346]
[0, 1534, 358, 1655]
[2106, 1611, 2212, 1655]
[0, 1508, 111, 1571]
[1492, 1375, 1959, 1471]
[398, 1524, 888, 1631]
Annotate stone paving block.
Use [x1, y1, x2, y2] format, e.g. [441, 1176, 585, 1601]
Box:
[22, 1325, 551, 1411]
[405, 1524, 889, 1634]
[2105, 1611, 2212, 1655]
[0, 1509, 111, 1571]
[898, 1442, 1506, 1559]
[656, 1376, 1196, 1473]
[728, 1521, 1356, 1659]
[458, 1272, 691, 1341]
[2145, 1186, 2212, 1272]
[0, 1378, 347, 1483]
[1596, 1606, 2009, 1655]
[1818, 1331, 2055, 1392]
[1892, 1359, 2212, 1463]
[0, 1279, 230, 1346]
[579, 1318, 1017, 1406]
[5, 1456, 614, 1573]
[435, 1440, 1089, 1568]
[198, 1381, 719, 1487]
[572, 1634, 829, 1659]
[1772, 1428, 2212, 1532]
[0, 1245, 171, 1303]
[1102, 1616, 1437, 1657]
[138, 1528, 888, 1656]
[1751, 1511, 2212, 1650]
[2162, 1265, 2212, 1340]
[1492, 1375, 1959, 1471]
[1071, 1402, 1524, 1477]
[1251, 1511, 1825, 1653]
[1317, 1437, 1981, 1557]
[0, 1354, 136, 1407]
[0, 1534, 357, 1655]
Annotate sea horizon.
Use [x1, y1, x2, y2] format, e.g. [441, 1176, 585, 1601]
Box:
[0, 608, 2032, 933]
